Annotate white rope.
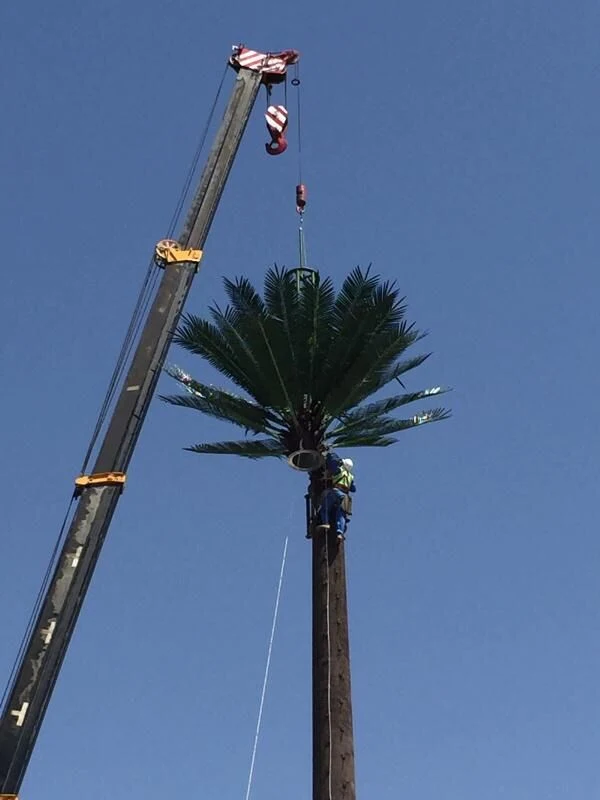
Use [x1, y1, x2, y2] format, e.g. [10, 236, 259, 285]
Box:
[244, 536, 289, 800]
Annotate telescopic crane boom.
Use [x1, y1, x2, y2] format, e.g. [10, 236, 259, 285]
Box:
[0, 45, 298, 799]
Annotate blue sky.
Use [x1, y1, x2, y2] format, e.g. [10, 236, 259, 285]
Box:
[1, 1, 600, 798]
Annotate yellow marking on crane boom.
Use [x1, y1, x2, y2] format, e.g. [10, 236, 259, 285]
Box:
[74, 472, 127, 493]
[154, 239, 202, 267]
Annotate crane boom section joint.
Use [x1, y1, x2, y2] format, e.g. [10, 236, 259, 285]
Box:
[74, 472, 126, 494]
[154, 240, 202, 270]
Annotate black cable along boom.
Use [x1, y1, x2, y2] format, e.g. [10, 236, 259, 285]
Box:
[0, 46, 298, 798]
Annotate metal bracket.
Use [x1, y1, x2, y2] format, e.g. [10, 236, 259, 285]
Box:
[74, 472, 127, 495]
[154, 239, 202, 270]
[229, 45, 299, 85]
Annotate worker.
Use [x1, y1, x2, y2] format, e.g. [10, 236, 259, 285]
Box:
[315, 452, 356, 541]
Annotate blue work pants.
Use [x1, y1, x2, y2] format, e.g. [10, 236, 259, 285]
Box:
[319, 488, 348, 534]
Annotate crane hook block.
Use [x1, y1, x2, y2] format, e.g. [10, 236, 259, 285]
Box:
[296, 183, 307, 213]
[265, 105, 289, 156]
[0, 795, 19, 799]
[230, 46, 299, 85]
[154, 240, 202, 268]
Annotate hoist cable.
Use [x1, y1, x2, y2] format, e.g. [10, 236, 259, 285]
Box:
[244, 536, 289, 800]
[293, 65, 307, 269]
[80, 65, 229, 473]
[80, 258, 159, 474]
[167, 63, 229, 240]
[298, 221, 307, 269]
[295, 64, 303, 183]
[2, 61, 234, 735]
[0, 498, 75, 717]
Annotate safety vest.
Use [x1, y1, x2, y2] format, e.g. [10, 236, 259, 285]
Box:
[332, 465, 353, 490]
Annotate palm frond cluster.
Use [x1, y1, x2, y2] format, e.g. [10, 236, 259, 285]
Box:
[162, 267, 449, 458]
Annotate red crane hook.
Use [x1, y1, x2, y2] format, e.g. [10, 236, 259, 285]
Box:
[265, 135, 288, 155]
[265, 104, 289, 157]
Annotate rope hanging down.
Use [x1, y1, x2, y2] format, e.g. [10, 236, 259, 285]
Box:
[244, 536, 289, 800]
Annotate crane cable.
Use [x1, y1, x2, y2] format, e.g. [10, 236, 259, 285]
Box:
[1, 66, 231, 714]
[244, 536, 289, 800]
[292, 65, 308, 269]
[80, 64, 229, 475]
[166, 63, 229, 239]
[0, 499, 75, 718]
[292, 61, 303, 184]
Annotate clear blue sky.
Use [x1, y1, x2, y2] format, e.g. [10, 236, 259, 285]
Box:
[1, 2, 599, 798]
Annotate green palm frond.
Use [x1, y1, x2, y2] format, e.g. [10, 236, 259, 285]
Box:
[185, 438, 287, 459]
[317, 269, 423, 409]
[316, 268, 394, 397]
[324, 324, 427, 416]
[174, 315, 262, 401]
[217, 274, 302, 414]
[207, 304, 275, 405]
[330, 266, 380, 329]
[293, 271, 337, 402]
[223, 274, 267, 316]
[166, 266, 449, 458]
[262, 266, 302, 400]
[355, 353, 434, 403]
[328, 432, 399, 448]
[160, 391, 282, 437]
[330, 387, 451, 435]
[330, 408, 450, 447]
[163, 366, 287, 434]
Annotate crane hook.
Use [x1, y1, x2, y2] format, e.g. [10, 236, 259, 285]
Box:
[266, 136, 288, 155]
[265, 104, 289, 156]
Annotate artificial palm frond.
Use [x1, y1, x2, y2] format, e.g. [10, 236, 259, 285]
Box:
[263, 266, 302, 400]
[293, 272, 337, 400]
[165, 266, 450, 459]
[207, 305, 274, 404]
[328, 432, 399, 448]
[163, 366, 287, 434]
[324, 326, 428, 416]
[185, 438, 287, 459]
[218, 272, 303, 413]
[174, 315, 260, 400]
[330, 408, 450, 447]
[160, 391, 279, 436]
[330, 387, 451, 435]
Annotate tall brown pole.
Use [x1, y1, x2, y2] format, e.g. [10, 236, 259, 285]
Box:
[312, 494, 356, 800]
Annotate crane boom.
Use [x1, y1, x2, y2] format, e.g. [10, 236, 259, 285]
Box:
[0, 47, 297, 797]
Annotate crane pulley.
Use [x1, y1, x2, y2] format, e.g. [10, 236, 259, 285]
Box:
[230, 45, 299, 158]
